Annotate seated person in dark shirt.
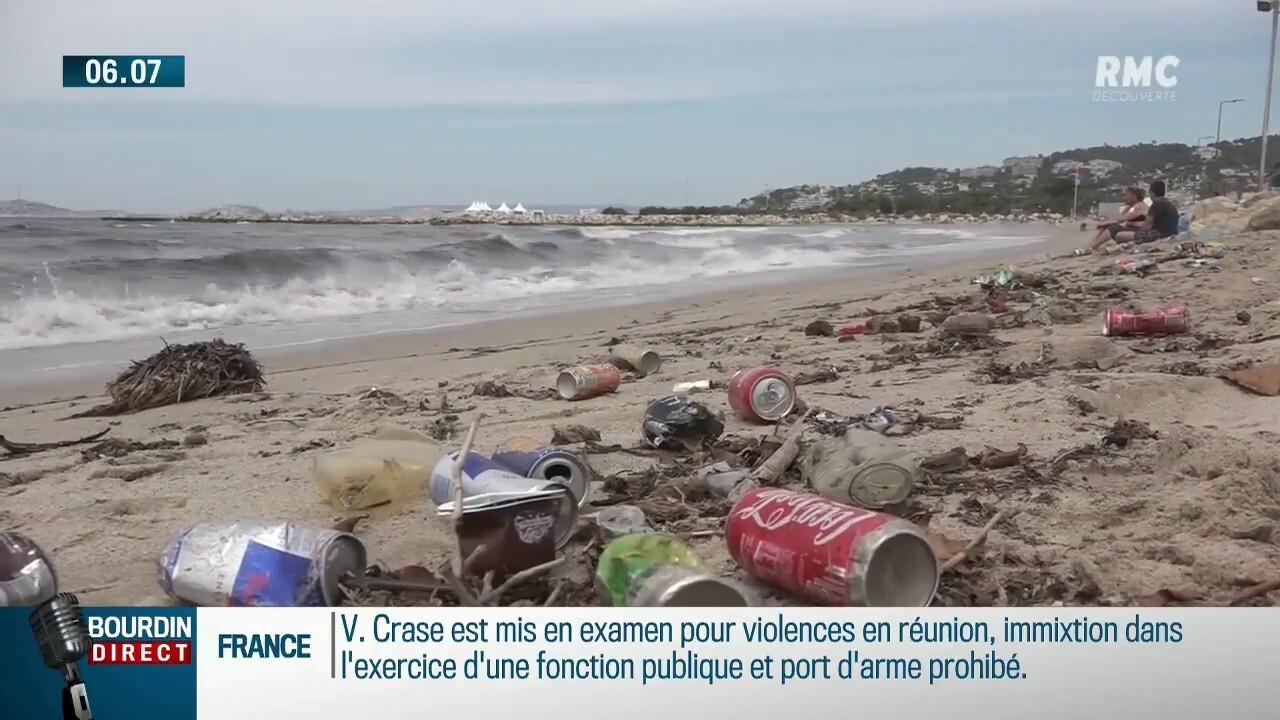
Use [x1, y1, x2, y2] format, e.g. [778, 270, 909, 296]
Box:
[1088, 186, 1146, 251]
[1114, 180, 1178, 244]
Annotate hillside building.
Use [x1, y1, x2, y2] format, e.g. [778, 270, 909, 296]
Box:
[1002, 155, 1043, 169]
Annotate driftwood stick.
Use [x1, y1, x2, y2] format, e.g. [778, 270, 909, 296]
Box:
[0, 428, 110, 456]
[1228, 577, 1280, 606]
[941, 510, 1014, 572]
[449, 414, 484, 580]
[356, 577, 451, 594]
[439, 413, 485, 607]
[750, 410, 813, 483]
[544, 580, 565, 607]
[441, 568, 481, 607]
[461, 543, 489, 575]
[479, 558, 566, 605]
[1050, 444, 1094, 473]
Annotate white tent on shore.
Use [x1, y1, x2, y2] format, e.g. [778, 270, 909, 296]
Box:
[496, 202, 512, 214]
[464, 200, 492, 213]
[513, 203, 527, 213]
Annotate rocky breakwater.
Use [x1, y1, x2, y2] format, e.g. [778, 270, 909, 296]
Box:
[432, 210, 1068, 226]
[431, 212, 827, 226]
[175, 204, 1071, 226]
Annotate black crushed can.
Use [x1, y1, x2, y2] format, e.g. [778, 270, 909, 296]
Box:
[641, 395, 724, 451]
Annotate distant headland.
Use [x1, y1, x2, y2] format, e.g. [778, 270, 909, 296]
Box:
[11, 134, 1243, 226]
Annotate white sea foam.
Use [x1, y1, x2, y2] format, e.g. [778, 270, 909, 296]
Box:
[899, 227, 982, 240]
[0, 224, 1044, 351]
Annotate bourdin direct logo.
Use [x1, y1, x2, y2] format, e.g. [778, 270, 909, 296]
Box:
[1093, 55, 1179, 102]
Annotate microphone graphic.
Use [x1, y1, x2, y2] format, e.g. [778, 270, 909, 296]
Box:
[29, 592, 94, 720]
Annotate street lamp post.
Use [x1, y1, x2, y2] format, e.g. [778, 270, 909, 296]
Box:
[1216, 99, 1244, 156]
[1071, 165, 1080, 219]
[1196, 136, 1215, 198]
[1259, 1, 1279, 188]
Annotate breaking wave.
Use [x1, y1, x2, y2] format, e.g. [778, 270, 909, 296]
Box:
[0, 220, 1044, 350]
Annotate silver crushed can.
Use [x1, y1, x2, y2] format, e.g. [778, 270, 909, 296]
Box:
[630, 565, 756, 607]
[607, 345, 663, 376]
[158, 521, 367, 607]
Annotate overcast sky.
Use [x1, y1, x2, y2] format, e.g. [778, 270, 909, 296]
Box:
[0, 1, 1271, 211]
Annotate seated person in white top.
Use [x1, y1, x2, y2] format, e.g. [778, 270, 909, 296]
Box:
[1088, 187, 1147, 252]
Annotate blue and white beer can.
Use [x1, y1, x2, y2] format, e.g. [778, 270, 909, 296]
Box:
[491, 437, 592, 508]
[158, 521, 366, 607]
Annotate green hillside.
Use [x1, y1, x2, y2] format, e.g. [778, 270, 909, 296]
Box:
[726, 135, 1279, 217]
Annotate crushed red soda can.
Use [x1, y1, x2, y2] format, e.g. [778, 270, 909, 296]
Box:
[1103, 303, 1189, 337]
[158, 521, 368, 607]
[725, 487, 938, 606]
[727, 366, 796, 423]
[556, 364, 621, 401]
[837, 323, 868, 337]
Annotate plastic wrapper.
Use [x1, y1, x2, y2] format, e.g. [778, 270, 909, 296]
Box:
[311, 426, 445, 510]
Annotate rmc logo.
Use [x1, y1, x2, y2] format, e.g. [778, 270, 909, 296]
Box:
[1093, 55, 1179, 102]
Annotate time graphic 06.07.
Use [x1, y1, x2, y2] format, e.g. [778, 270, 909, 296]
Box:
[62, 55, 185, 88]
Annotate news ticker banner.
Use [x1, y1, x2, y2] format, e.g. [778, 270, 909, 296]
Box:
[1, 607, 1278, 719]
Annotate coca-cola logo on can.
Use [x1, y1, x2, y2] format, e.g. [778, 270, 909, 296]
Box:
[514, 511, 555, 544]
[734, 488, 882, 546]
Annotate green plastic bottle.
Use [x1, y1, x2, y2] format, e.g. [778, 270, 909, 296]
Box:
[594, 533, 752, 607]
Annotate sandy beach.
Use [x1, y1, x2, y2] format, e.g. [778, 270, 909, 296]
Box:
[4, 220, 1279, 608]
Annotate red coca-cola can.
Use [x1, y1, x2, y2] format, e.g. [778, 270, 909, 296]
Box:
[555, 364, 621, 401]
[1103, 303, 1189, 337]
[726, 487, 939, 606]
[727, 366, 796, 423]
